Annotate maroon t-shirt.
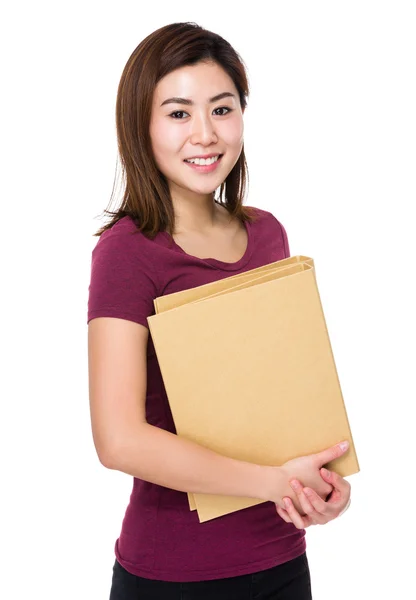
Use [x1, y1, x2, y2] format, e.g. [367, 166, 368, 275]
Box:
[87, 206, 306, 582]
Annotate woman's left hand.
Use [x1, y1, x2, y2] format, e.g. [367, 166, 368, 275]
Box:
[275, 467, 351, 528]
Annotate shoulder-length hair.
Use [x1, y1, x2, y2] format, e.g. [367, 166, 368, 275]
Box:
[93, 21, 258, 238]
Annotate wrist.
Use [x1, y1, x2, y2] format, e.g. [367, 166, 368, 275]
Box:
[258, 465, 285, 503]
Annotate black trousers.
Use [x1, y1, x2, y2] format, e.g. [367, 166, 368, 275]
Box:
[109, 552, 312, 599]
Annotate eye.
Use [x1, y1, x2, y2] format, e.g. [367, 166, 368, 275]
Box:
[168, 106, 233, 119]
[169, 110, 189, 119]
[213, 106, 233, 116]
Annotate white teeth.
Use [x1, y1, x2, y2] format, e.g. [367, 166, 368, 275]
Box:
[185, 155, 220, 166]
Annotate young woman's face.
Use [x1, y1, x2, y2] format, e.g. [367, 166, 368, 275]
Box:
[149, 61, 244, 199]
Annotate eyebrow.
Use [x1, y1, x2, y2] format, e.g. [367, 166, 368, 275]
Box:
[160, 92, 236, 107]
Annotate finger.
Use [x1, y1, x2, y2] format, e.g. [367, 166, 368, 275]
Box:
[314, 441, 349, 468]
[287, 479, 319, 524]
[290, 482, 328, 525]
[288, 479, 310, 515]
[320, 471, 351, 515]
[275, 500, 312, 526]
[275, 504, 292, 523]
[320, 468, 351, 496]
[282, 497, 307, 529]
[303, 487, 336, 523]
[283, 497, 315, 528]
[325, 490, 350, 517]
[337, 497, 352, 518]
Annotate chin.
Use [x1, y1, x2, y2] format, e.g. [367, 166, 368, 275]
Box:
[189, 186, 219, 196]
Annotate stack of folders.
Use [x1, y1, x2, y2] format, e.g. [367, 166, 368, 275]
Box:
[147, 255, 359, 523]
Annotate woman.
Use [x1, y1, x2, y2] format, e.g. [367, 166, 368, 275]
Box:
[87, 21, 351, 599]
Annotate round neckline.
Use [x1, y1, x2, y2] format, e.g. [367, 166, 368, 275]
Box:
[162, 218, 253, 271]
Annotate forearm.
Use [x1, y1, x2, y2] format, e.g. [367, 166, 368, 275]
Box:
[104, 422, 276, 502]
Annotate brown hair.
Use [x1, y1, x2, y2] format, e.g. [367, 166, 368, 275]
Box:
[93, 21, 258, 239]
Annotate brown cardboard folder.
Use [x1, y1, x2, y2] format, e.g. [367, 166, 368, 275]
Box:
[147, 256, 359, 523]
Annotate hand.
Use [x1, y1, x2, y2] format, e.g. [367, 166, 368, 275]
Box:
[275, 466, 352, 528]
[272, 441, 350, 515]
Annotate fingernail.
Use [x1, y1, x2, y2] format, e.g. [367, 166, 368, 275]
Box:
[321, 468, 330, 478]
[284, 498, 291, 509]
[290, 480, 301, 491]
[339, 441, 349, 451]
[304, 488, 314, 497]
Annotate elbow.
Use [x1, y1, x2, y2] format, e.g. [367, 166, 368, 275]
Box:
[98, 450, 116, 470]
[96, 421, 149, 470]
[93, 436, 121, 470]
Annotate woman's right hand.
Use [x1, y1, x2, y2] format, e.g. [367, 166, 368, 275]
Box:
[268, 441, 350, 515]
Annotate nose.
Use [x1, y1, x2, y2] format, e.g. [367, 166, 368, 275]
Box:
[189, 110, 218, 146]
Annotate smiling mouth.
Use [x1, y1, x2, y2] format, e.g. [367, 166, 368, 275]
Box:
[184, 154, 224, 165]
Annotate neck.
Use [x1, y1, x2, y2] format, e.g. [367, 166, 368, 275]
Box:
[170, 188, 222, 234]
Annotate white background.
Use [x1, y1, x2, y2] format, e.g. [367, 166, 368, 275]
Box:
[2, 1, 415, 598]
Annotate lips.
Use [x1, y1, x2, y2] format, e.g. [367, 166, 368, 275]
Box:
[183, 154, 223, 163]
[183, 154, 223, 173]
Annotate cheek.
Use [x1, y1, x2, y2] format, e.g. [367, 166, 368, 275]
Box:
[151, 121, 184, 164]
[222, 118, 244, 148]
[149, 119, 171, 157]
[152, 115, 183, 143]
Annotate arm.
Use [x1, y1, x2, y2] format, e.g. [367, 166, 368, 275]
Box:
[88, 316, 277, 502]
[88, 316, 347, 509]
[107, 420, 275, 501]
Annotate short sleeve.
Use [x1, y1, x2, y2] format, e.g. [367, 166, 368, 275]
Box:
[279, 220, 290, 258]
[269, 213, 290, 258]
[87, 227, 159, 329]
